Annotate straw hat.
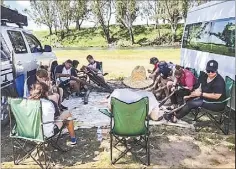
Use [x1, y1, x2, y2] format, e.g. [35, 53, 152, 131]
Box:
[123, 66, 153, 89]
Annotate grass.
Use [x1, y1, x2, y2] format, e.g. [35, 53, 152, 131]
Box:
[34, 24, 183, 48]
[54, 48, 181, 80]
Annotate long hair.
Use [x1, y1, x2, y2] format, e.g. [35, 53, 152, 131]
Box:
[29, 82, 49, 100]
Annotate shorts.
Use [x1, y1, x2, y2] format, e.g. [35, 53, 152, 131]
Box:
[58, 79, 71, 88]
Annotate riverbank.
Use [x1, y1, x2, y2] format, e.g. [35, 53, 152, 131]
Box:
[54, 48, 180, 80]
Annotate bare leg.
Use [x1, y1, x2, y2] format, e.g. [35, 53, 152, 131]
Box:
[48, 93, 60, 105]
[70, 80, 80, 94]
[56, 111, 75, 138]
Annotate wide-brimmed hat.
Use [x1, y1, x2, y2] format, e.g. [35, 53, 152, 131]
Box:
[123, 66, 153, 89]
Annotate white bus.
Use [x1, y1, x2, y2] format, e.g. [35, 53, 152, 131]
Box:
[180, 0, 235, 109]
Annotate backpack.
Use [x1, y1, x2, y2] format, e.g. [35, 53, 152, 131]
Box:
[158, 61, 171, 78]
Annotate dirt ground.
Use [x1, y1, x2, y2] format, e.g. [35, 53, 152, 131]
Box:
[1, 115, 235, 168]
[1, 81, 235, 168]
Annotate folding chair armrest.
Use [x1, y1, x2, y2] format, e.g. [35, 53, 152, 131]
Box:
[99, 108, 112, 117]
[203, 97, 231, 104]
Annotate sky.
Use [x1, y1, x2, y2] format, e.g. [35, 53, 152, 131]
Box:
[3, 0, 156, 31]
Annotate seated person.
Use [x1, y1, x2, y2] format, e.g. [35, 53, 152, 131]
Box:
[106, 88, 163, 121]
[24, 69, 67, 110]
[164, 60, 226, 123]
[152, 61, 174, 99]
[84, 55, 105, 80]
[166, 65, 197, 109]
[103, 66, 164, 121]
[148, 57, 160, 81]
[55, 59, 81, 96]
[72, 60, 80, 73]
[29, 82, 77, 145]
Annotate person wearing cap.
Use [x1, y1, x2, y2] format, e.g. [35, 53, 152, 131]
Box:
[105, 66, 164, 121]
[151, 61, 174, 100]
[164, 60, 226, 123]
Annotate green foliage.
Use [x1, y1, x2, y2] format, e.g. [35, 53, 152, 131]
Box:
[34, 24, 183, 48]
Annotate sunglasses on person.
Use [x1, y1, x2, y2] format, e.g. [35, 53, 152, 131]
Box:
[206, 70, 216, 73]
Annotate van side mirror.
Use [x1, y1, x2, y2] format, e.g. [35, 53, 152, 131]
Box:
[44, 45, 52, 52]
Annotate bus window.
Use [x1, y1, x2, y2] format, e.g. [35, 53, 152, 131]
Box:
[209, 18, 235, 57]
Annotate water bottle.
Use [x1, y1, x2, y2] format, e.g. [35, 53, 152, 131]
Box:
[84, 89, 90, 105]
[97, 126, 103, 142]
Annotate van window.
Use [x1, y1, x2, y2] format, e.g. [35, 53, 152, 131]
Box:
[7, 30, 28, 54]
[209, 18, 235, 57]
[23, 32, 43, 53]
[0, 34, 11, 60]
[182, 17, 235, 57]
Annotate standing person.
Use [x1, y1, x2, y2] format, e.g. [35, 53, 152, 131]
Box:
[164, 60, 226, 122]
[166, 65, 197, 110]
[55, 59, 81, 97]
[148, 57, 159, 80]
[29, 82, 77, 145]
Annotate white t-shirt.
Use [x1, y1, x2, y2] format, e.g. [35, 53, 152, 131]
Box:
[108, 88, 159, 115]
[88, 62, 102, 74]
[60, 67, 71, 82]
[41, 99, 55, 138]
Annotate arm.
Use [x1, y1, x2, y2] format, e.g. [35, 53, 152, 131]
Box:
[202, 92, 222, 100]
[56, 73, 71, 78]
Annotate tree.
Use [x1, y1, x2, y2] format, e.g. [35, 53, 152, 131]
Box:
[116, 0, 138, 44]
[138, 0, 153, 27]
[91, 0, 114, 44]
[53, 0, 73, 39]
[24, 0, 54, 35]
[73, 0, 89, 30]
[157, 0, 182, 43]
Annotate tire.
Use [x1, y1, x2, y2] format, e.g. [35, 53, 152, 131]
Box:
[1, 84, 18, 127]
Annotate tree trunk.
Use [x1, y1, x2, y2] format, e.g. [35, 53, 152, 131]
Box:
[60, 30, 65, 40]
[171, 24, 177, 43]
[49, 26, 52, 35]
[128, 27, 135, 45]
[76, 19, 83, 30]
[146, 18, 149, 27]
[155, 19, 158, 29]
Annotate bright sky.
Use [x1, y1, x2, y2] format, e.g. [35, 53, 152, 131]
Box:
[4, 0, 156, 31]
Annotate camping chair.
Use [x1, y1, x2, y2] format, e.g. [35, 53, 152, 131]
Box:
[193, 76, 234, 135]
[99, 97, 150, 165]
[84, 67, 113, 93]
[8, 98, 69, 169]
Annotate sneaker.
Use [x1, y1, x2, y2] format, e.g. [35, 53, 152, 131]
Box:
[67, 141, 77, 146]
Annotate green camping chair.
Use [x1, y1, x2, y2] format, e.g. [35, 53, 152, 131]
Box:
[193, 76, 234, 135]
[99, 97, 150, 165]
[8, 98, 69, 169]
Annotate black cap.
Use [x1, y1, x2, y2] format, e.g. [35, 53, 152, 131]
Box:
[206, 60, 218, 72]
